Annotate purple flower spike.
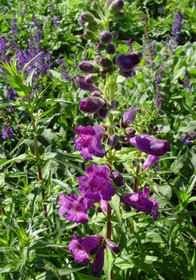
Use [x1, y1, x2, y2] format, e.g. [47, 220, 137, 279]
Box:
[142, 155, 160, 169]
[68, 234, 103, 264]
[78, 164, 116, 202]
[74, 74, 98, 92]
[91, 246, 105, 276]
[121, 187, 159, 220]
[73, 125, 105, 161]
[58, 193, 95, 223]
[79, 96, 105, 114]
[125, 134, 169, 156]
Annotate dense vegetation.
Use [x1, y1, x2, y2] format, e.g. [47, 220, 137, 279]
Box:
[0, 0, 196, 279]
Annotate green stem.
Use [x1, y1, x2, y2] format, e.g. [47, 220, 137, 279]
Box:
[0, 198, 5, 215]
[29, 107, 48, 227]
[106, 202, 112, 240]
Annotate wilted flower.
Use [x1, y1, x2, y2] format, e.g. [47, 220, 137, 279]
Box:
[125, 134, 169, 156]
[74, 74, 98, 92]
[78, 164, 116, 202]
[121, 187, 159, 220]
[59, 193, 95, 223]
[73, 125, 105, 161]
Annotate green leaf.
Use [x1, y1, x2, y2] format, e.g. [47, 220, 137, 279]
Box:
[76, 272, 101, 280]
[104, 248, 113, 280]
[109, 194, 126, 235]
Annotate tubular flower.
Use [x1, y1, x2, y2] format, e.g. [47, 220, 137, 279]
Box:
[125, 134, 169, 156]
[68, 234, 103, 264]
[121, 187, 159, 220]
[73, 125, 105, 161]
[68, 234, 120, 276]
[79, 96, 105, 114]
[78, 164, 116, 202]
[58, 193, 95, 223]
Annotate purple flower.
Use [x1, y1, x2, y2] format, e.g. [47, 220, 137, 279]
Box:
[79, 96, 105, 114]
[73, 125, 105, 161]
[121, 107, 136, 128]
[68, 234, 119, 276]
[1, 125, 13, 139]
[78, 164, 116, 202]
[91, 246, 105, 276]
[58, 193, 95, 223]
[106, 240, 120, 254]
[142, 155, 160, 169]
[68, 234, 103, 264]
[125, 134, 169, 156]
[115, 52, 142, 72]
[121, 187, 159, 220]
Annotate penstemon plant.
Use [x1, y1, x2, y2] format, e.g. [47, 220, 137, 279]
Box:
[58, 0, 170, 278]
[1, 1, 195, 279]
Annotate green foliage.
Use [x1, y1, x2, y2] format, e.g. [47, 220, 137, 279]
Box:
[0, 0, 196, 279]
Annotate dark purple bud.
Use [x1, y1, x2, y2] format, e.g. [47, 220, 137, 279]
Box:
[79, 60, 96, 73]
[112, 171, 124, 187]
[74, 74, 98, 92]
[125, 127, 136, 136]
[110, 99, 119, 109]
[108, 135, 119, 147]
[120, 69, 136, 78]
[91, 90, 101, 97]
[106, 240, 120, 254]
[123, 107, 137, 124]
[98, 107, 110, 118]
[115, 52, 142, 72]
[85, 74, 94, 84]
[115, 142, 122, 151]
[99, 31, 113, 44]
[106, 44, 116, 54]
[99, 58, 112, 68]
[111, 0, 124, 10]
[79, 96, 105, 113]
[78, 12, 97, 26]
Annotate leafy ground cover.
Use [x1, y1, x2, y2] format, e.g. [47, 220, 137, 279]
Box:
[0, 0, 196, 279]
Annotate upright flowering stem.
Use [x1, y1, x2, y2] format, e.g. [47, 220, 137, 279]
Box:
[106, 202, 112, 240]
[28, 100, 48, 228]
[133, 160, 139, 193]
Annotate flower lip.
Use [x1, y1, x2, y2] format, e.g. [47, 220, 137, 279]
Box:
[73, 125, 105, 161]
